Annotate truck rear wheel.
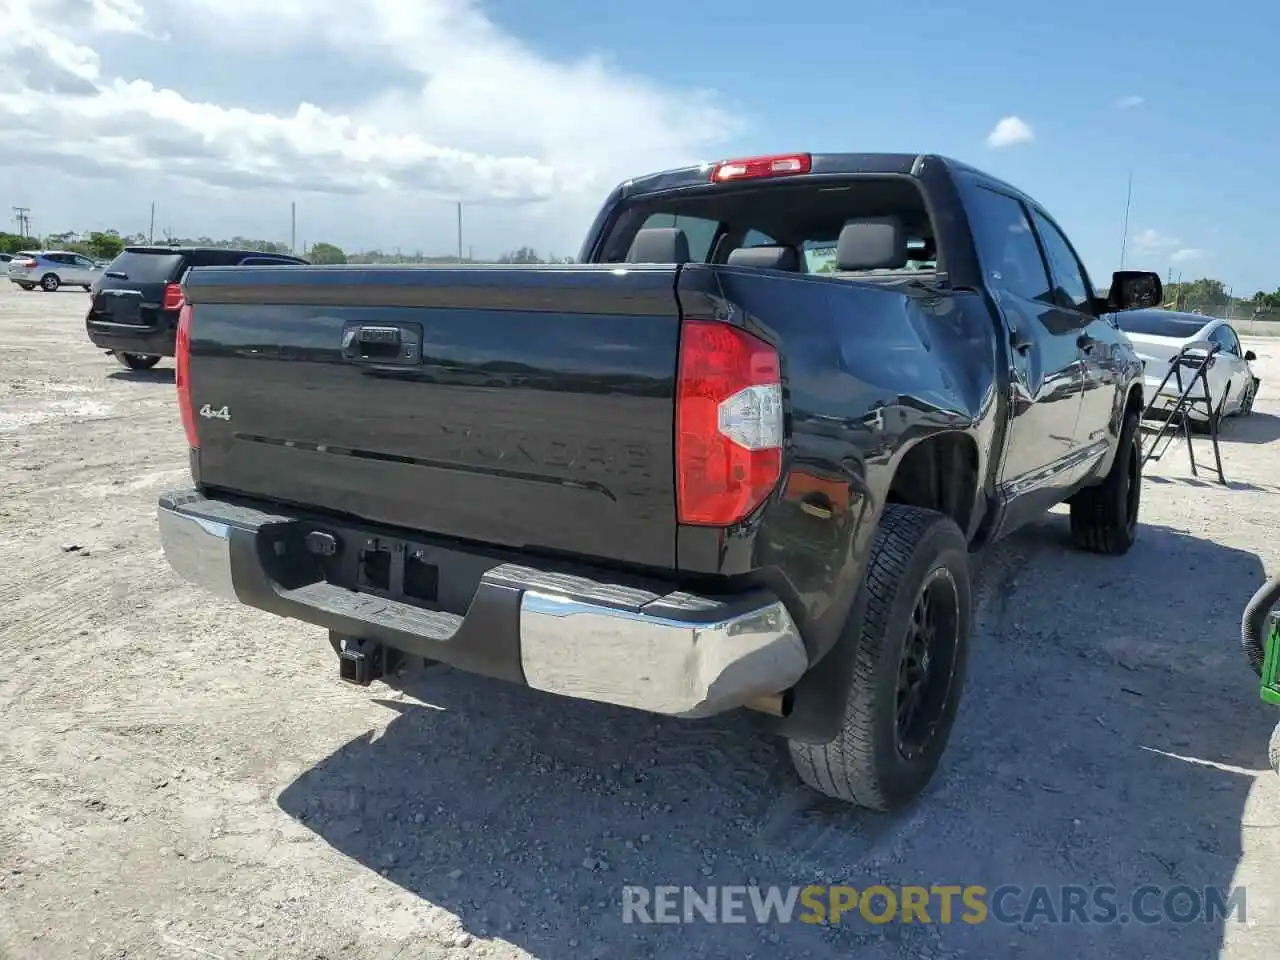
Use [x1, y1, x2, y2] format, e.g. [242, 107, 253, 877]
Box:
[787, 505, 972, 812]
[1069, 409, 1140, 555]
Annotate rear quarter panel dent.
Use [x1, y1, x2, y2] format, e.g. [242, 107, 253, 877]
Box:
[745, 286, 1000, 664]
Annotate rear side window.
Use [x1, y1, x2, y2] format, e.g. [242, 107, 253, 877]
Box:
[106, 251, 184, 282]
[188, 250, 261, 267]
[963, 187, 1052, 303]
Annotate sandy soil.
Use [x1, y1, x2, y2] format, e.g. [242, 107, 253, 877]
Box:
[2, 280, 1280, 960]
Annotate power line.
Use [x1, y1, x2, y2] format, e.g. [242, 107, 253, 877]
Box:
[12, 206, 31, 237]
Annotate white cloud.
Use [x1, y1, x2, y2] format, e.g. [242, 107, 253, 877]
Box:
[1114, 95, 1145, 110]
[0, 0, 742, 252]
[1130, 228, 1180, 255]
[985, 116, 1034, 149]
[1126, 229, 1210, 267]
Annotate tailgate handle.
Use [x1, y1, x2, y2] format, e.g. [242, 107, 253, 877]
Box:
[342, 322, 422, 365]
[357, 325, 401, 345]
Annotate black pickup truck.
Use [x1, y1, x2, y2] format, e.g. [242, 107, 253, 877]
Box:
[156, 152, 1162, 811]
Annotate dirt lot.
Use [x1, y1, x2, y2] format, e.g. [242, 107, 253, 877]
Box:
[3, 281, 1280, 960]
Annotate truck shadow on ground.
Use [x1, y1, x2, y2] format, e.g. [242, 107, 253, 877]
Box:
[277, 520, 1273, 960]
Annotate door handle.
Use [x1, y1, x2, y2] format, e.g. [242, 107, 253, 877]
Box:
[1010, 326, 1032, 354]
[1077, 333, 1100, 352]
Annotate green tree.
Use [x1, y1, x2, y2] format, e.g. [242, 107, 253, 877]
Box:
[86, 230, 124, 260]
[1163, 277, 1229, 313]
[307, 242, 347, 264]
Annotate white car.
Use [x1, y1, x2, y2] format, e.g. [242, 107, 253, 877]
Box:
[1113, 309, 1259, 424]
[6, 250, 103, 291]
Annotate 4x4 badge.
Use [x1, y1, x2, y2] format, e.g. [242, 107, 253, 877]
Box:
[198, 404, 231, 421]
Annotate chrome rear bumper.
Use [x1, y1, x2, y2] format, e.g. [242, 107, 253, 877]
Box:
[157, 490, 809, 718]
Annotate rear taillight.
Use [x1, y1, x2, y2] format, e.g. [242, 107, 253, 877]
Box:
[675, 320, 785, 526]
[163, 282, 185, 311]
[710, 153, 811, 183]
[18, 258, 37, 268]
[175, 304, 198, 449]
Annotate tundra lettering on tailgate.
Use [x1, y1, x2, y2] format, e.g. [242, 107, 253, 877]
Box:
[438, 421, 651, 480]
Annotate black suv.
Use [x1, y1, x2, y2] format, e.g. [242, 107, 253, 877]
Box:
[86, 246, 309, 371]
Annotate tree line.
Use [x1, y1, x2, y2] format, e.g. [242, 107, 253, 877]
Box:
[3, 228, 1275, 319]
[1162, 277, 1280, 320]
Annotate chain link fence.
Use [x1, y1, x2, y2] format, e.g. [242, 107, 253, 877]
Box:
[1229, 316, 1280, 338]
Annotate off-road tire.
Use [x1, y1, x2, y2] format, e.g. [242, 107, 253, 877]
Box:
[1269, 721, 1280, 776]
[40, 273, 59, 292]
[1069, 409, 1141, 554]
[113, 352, 161, 371]
[787, 505, 972, 812]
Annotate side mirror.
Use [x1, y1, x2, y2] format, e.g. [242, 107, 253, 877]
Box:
[1246, 350, 1257, 362]
[1108, 270, 1163, 311]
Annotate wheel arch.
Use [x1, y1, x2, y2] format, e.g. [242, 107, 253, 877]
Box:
[772, 433, 980, 745]
[883, 431, 982, 542]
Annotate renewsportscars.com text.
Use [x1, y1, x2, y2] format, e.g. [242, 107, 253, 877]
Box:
[621, 884, 1246, 926]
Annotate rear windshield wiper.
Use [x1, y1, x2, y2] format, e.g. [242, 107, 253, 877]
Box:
[105, 271, 128, 280]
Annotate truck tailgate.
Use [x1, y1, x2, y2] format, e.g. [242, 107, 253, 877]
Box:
[182, 265, 683, 569]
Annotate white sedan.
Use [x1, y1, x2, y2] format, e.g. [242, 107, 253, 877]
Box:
[1113, 309, 1260, 424]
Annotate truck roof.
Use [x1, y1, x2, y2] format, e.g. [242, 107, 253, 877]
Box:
[618, 151, 1028, 204]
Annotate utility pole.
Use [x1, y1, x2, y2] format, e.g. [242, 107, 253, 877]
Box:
[148, 202, 155, 244]
[456, 201, 463, 262]
[290, 201, 297, 256]
[12, 206, 31, 237]
[1118, 169, 1133, 271]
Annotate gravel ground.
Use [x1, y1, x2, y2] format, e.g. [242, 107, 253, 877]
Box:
[2, 280, 1280, 960]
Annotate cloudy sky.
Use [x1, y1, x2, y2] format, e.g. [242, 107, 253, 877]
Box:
[2, 0, 1276, 291]
[1, 0, 740, 259]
